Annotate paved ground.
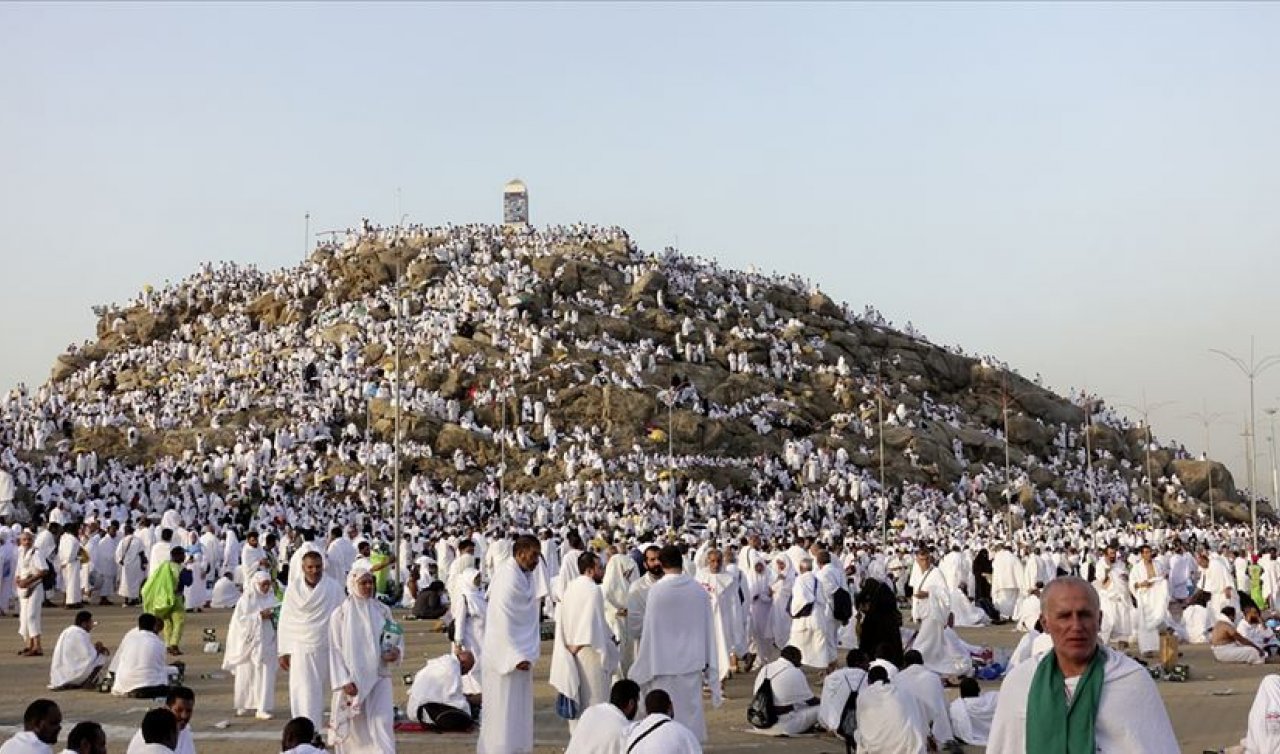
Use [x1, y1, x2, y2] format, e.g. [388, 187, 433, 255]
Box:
[0, 603, 1268, 752]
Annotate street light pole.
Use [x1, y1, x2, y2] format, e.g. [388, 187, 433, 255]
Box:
[1118, 393, 1175, 515]
[875, 364, 888, 545]
[1210, 338, 1280, 553]
[1187, 404, 1227, 528]
[392, 257, 403, 583]
[304, 212, 310, 261]
[1267, 408, 1279, 516]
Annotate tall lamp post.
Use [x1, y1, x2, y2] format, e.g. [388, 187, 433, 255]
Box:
[871, 361, 888, 545]
[999, 375, 1040, 532]
[392, 256, 404, 582]
[1118, 393, 1175, 514]
[1267, 408, 1279, 518]
[1210, 339, 1280, 553]
[1187, 404, 1227, 527]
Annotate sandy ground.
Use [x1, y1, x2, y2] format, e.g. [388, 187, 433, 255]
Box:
[0, 603, 1266, 753]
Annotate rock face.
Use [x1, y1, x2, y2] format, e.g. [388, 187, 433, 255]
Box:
[34, 223, 1246, 524]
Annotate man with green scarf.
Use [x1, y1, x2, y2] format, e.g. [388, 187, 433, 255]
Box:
[987, 576, 1177, 752]
[141, 546, 193, 655]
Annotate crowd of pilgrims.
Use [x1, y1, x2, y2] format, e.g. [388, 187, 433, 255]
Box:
[3, 221, 1279, 752]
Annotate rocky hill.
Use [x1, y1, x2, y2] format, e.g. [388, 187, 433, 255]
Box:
[17, 223, 1253, 527]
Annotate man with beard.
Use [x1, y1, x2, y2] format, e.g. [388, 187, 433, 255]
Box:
[0, 700, 62, 754]
[625, 546, 663, 660]
[277, 551, 344, 727]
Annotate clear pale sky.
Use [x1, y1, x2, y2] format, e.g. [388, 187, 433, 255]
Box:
[2, 2, 1278, 488]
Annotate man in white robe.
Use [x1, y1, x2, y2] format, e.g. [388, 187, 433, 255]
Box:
[908, 549, 970, 677]
[601, 547, 637, 677]
[48, 610, 109, 689]
[897, 649, 956, 746]
[277, 551, 344, 727]
[818, 648, 868, 734]
[787, 558, 834, 670]
[948, 678, 997, 746]
[990, 544, 1022, 620]
[110, 614, 172, 697]
[90, 522, 118, 605]
[407, 649, 476, 730]
[630, 544, 720, 743]
[1095, 545, 1135, 646]
[209, 573, 240, 609]
[1199, 549, 1240, 618]
[56, 524, 85, 608]
[988, 577, 1178, 752]
[854, 666, 929, 754]
[325, 525, 356, 586]
[125, 687, 196, 754]
[696, 549, 747, 681]
[551, 552, 620, 731]
[0, 700, 62, 754]
[478, 535, 545, 754]
[751, 646, 820, 735]
[1129, 545, 1171, 656]
[16, 530, 48, 656]
[625, 546, 662, 660]
[622, 689, 702, 754]
[115, 526, 147, 605]
[564, 679, 641, 754]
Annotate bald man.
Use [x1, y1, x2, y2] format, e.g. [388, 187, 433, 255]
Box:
[987, 577, 1177, 752]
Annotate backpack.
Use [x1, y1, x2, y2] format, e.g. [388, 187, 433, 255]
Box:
[837, 674, 864, 751]
[42, 558, 57, 592]
[747, 672, 779, 729]
[832, 586, 853, 623]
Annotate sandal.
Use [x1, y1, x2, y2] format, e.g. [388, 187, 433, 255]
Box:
[29, 650, 43, 657]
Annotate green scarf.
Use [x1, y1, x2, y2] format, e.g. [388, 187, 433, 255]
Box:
[1025, 645, 1106, 753]
[141, 562, 179, 618]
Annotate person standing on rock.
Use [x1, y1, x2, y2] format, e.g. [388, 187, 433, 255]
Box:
[277, 550, 344, 730]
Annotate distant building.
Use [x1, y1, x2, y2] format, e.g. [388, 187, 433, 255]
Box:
[503, 179, 529, 226]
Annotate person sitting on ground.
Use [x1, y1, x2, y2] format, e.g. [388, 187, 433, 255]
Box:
[623, 689, 701, 754]
[406, 647, 478, 731]
[751, 645, 820, 735]
[1239, 604, 1280, 657]
[854, 665, 929, 754]
[111, 614, 173, 698]
[0, 699, 62, 754]
[1211, 606, 1278, 665]
[948, 677, 998, 747]
[126, 686, 195, 754]
[49, 611, 110, 690]
[60, 722, 106, 754]
[412, 579, 449, 620]
[896, 649, 957, 748]
[988, 576, 1178, 752]
[135, 709, 178, 754]
[1182, 590, 1213, 644]
[819, 648, 869, 735]
[209, 572, 240, 610]
[280, 717, 324, 754]
[564, 679, 641, 754]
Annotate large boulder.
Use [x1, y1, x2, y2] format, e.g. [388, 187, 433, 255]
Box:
[1168, 459, 1238, 502]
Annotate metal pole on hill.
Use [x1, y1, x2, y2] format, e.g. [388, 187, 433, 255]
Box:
[393, 257, 403, 583]
[1211, 338, 1280, 553]
[304, 213, 310, 261]
[1187, 404, 1227, 527]
[1270, 408, 1280, 519]
[1118, 393, 1175, 516]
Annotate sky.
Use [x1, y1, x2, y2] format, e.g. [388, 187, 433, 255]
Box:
[2, 2, 1279, 489]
